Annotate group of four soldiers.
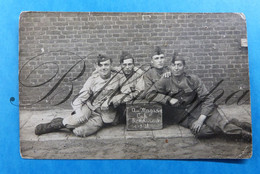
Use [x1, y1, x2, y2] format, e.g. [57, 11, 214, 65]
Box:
[35, 47, 252, 142]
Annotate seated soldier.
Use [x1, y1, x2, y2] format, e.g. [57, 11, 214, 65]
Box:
[109, 51, 145, 123]
[142, 46, 171, 92]
[35, 54, 122, 137]
[91, 51, 144, 103]
[140, 46, 174, 124]
[146, 55, 252, 142]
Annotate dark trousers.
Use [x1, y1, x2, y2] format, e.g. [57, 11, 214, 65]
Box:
[163, 104, 242, 138]
[116, 104, 127, 124]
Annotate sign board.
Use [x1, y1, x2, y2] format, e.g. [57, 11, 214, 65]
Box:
[126, 101, 163, 130]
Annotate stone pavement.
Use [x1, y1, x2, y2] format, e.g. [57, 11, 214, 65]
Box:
[20, 104, 252, 159]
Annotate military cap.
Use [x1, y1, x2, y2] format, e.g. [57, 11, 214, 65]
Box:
[151, 46, 164, 57]
[171, 52, 186, 65]
[97, 54, 112, 65]
[120, 51, 134, 64]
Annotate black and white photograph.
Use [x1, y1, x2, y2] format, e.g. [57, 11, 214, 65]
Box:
[19, 12, 252, 159]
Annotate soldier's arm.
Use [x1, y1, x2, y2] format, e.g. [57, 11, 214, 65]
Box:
[143, 72, 153, 88]
[193, 75, 215, 116]
[145, 78, 173, 104]
[162, 66, 172, 78]
[189, 76, 215, 133]
[110, 72, 145, 105]
[71, 76, 94, 112]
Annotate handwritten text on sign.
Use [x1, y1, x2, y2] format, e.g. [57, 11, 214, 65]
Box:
[126, 103, 163, 130]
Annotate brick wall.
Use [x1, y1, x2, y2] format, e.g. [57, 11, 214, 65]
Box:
[19, 12, 249, 110]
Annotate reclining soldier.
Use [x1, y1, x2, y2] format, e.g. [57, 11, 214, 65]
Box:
[35, 54, 122, 137]
[146, 55, 252, 142]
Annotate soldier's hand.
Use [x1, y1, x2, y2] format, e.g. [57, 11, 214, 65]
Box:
[100, 99, 110, 111]
[169, 98, 179, 106]
[191, 115, 207, 134]
[109, 94, 125, 107]
[163, 71, 172, 78]
[191, 120, 203, 134]
[110, 97, 120, 107]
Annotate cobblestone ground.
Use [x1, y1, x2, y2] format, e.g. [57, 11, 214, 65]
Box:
[20, 104, 252, 159]
[21, 137, 252, 159]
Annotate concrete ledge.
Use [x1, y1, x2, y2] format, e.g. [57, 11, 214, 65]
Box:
[20, 104, 252, 159]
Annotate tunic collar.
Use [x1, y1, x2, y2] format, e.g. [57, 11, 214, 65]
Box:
[172, 72, 186, 82]
[151, 65, 167, 75]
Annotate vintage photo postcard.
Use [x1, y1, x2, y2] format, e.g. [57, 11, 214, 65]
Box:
[19, 12, 252, 159]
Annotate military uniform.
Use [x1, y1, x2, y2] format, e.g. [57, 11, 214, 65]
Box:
[143, 66, 170, 89]
[139, 46, 169, 97]
[140, 66, 180, 123]
[35, 55, 123, 137]
[62, 71, 121, 137]
[138, 66, 171, 99]
[146, 73, 247, 139]
[113, 68, 144, 102]
[109, 67, 145, 123]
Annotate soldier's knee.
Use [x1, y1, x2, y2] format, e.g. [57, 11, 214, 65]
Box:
[73, 127, 92, 137]
[72, 127, 83, 137]
[73, 121, 103, 137]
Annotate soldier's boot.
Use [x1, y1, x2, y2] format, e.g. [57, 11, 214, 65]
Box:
[241, 130, 252, 142]
[35, 117, 65, 135]
[229, 118, 252, 132]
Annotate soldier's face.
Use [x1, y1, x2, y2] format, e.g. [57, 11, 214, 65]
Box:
[151, 54, 165, 69]
[121, 58, 134, 75]
[97, 60, 112, 78]
[171, 60, 185, 76]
